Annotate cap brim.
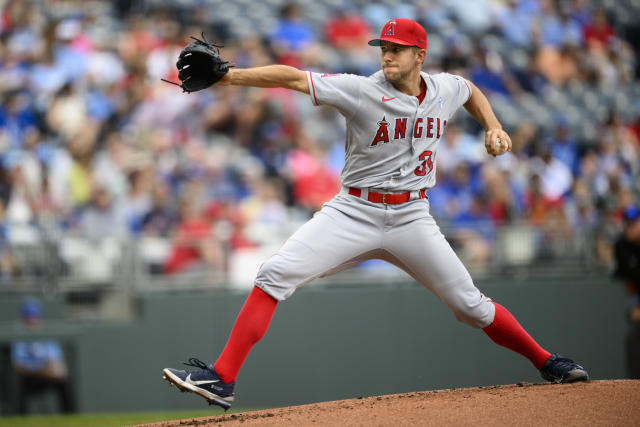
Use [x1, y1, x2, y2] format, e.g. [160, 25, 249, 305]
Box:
[368, 37, 417, 47]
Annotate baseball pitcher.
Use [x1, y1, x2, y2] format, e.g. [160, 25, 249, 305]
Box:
[162, 19, 588, 410]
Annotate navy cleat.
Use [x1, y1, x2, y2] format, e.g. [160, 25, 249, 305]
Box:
[539, 353, 589, 384]
[162, 357, 234, 410]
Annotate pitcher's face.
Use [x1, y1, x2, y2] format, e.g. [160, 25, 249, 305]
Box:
[380, 42, 424, 84]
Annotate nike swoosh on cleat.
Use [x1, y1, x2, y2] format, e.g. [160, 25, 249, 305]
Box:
[195, 380, 220, 385]
[185, 373, 220, 386]
[382, 96, 396, 102]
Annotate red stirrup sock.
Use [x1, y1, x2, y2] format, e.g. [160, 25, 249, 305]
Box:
[214, 286, 278, 383]
[482, 302, 551, 369]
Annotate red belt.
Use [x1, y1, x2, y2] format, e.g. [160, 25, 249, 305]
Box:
[348, 187, 427, 204]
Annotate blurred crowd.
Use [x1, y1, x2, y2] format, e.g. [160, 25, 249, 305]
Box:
[1, 0, 639, 285]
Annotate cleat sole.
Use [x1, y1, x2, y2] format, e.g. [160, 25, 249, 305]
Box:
[561, 371, 589, 384]
[162, 368, 233, 411]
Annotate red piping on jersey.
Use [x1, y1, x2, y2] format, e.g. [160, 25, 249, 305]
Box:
[416, 78, 427, 104]
[463, 79, 472, 101]
[309, 72, 318, 105]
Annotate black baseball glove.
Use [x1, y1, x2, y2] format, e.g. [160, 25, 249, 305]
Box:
[162, 33, 232, 93]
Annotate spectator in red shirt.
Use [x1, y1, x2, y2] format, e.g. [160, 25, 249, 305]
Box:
[287, 137, 339, 213]
[584, 9, 615, 50]
[323, 8, 374, 74]
[324, 9, 371, 50]
[629, 115, 640, 145]
[164, 198, 223, 275]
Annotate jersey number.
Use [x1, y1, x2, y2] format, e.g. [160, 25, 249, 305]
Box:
[414, 150, 433, 176]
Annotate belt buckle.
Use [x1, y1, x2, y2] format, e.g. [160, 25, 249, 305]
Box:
[382, 193, 388, 204]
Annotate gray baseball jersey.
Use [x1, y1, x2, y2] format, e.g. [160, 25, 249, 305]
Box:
[306, 70, 472, 191]
[254, 69, 494, 329]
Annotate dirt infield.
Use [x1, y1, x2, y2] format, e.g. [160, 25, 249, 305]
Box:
[138, 380, 639, 427]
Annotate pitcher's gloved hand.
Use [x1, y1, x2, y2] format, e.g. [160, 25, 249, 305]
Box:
[162, 33, 232, 93]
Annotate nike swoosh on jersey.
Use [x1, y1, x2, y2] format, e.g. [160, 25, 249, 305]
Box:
[185, 373, 220, 386]
[381, 96, 396, 102]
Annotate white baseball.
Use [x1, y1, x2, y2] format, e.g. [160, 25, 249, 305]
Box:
[493, 137, 506, 155]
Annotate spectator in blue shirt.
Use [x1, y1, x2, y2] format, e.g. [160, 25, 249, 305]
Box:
[549, 118, 579, 174]
[11, 298, 75, 414]
[0, 91, 38, 149]
[271, 3, 315, 53]
[495, 0, 536, 47]
[539, 4, 583, 47]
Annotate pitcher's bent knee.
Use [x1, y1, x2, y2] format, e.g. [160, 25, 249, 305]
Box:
[442, 279, 496, 328]
[254, 254, 299, 301]
[452, 300, 495, 328]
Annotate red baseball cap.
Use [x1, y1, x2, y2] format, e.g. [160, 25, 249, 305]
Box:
[368, 18, 427, 50]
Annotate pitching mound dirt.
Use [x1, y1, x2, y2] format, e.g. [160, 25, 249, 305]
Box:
[138, 380, 639, 427]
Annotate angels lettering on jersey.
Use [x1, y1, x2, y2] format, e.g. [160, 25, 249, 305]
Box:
[370, 115, 447, 147]
[305, 69, 470, 190]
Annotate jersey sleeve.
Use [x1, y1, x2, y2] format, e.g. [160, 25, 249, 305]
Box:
[306, 71, 362, 119]
[442, 73, 472, 112]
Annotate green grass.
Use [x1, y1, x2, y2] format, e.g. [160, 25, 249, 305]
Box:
[0, 408, 253, 427]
